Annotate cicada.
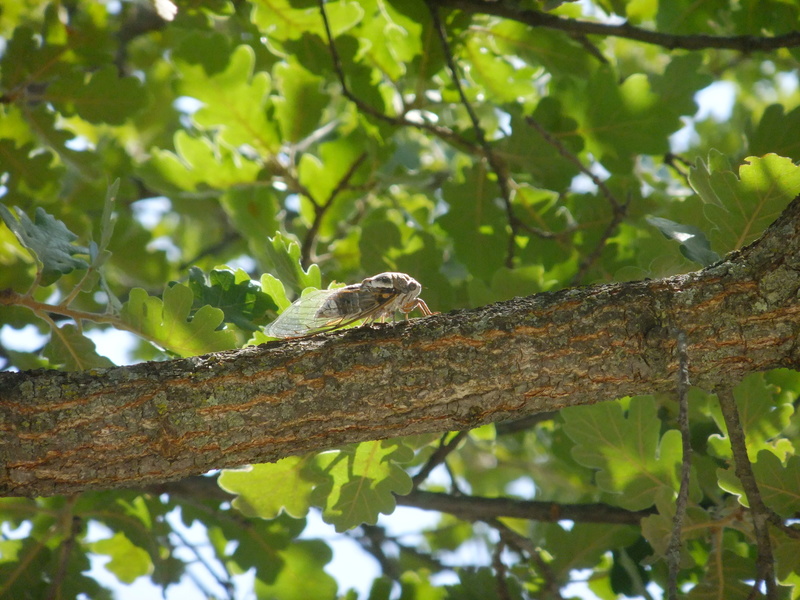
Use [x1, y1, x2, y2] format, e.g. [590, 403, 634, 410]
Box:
[265, 272, 433, 339]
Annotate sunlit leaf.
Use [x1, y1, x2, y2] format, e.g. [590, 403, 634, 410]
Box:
[90, 532, 153, 584]
[314, 440, 414, 532]
[119, 284, 237, 357]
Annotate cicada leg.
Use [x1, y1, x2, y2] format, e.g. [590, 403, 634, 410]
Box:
[400, 297, 434, 318]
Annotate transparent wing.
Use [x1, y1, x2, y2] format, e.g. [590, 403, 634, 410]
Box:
[264, 287, 388, 339]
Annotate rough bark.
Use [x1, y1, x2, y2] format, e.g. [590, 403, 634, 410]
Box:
[2, 198, 800, 498]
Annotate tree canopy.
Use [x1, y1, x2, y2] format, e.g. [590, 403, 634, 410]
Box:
[2, 0, 800, 599]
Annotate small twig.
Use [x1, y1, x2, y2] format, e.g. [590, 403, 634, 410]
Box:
[492, 540, 513, 600]
[412, 431, 469, 488]
[178, 230, 240, 271]
[487, 518, 564, 600]
[301, 151, 368, 268]
[524, 115, 621, 212]
[666, 330, 692, 600]
[427, 1, 519, 268]
[716, 386, 777, 599]
[663, 153, 692, 187]
[570, 193, 630, 285]
[317, 0, 475, 153]
[523, 114, 628, 284]
[171, 525, 234, 600]
[46, 497, 81, 600]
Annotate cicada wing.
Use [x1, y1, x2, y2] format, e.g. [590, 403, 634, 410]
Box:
[265, 289, 343, 338]
[264, 286, 396, 339]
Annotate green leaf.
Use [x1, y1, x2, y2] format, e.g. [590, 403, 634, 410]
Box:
[176, 44, 280, 152]
[250, 0, 363, 43]
[561, 397, 683, 510]
[722, 451, 800, 518]
[645, 216, 720, 266]
[139, 131, 262, 193]
[0, 205, 89, 286]
[0, 140, 62, 200]
[262, 233, 321, 296]
[90, 532, 153, 584]
[119, 284, 237, 357]
[314, 440, 414, 532]
[186, 267, 276, 331]
[707, 373, 795, 462]
[750, 104, 800, 161]
[437, 163, 507, 283]
[499, 101, 584, 192]
[578, 56, 711, 171]
[43, 324, 115, 371]
[253, 540, 337, 600]
[47, 65, 146, 125]
[273, 60, 327, 143]
[220, 186, 281, 248]
[690, 154, 800, 252]
[218, 458, 318, 519]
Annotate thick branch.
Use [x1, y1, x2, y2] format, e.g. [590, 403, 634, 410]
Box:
[2, 198, 800, 497]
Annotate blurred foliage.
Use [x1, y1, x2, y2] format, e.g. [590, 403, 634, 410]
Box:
[2, 0, 800, 598]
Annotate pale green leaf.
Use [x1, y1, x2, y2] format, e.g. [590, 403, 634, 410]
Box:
[314, 440, 414, 532]
[0, 205, 89, 286]
[91, 532, 153, 584]
[262, 233, 321, 297]
[119, 284, 237, 357]
[218, 458, 318, 519]
[177, 45, 280, 152]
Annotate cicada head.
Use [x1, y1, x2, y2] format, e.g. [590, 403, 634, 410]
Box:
[363, 272, 421, 297]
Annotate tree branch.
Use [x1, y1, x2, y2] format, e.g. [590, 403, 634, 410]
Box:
[716, 386, 777, 599]
[396, 490, 653, 525]
[2, 197, 800, 497]
[436, 0, 800, 52]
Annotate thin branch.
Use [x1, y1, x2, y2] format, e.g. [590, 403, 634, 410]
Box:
[570, 192, 630, 285]
[396, 490, 654, 525]
[45, 498, 81, 600]
[179, 231, 241, 271]
[716, 386, 777, 600]
[495, 412, 556, 436]
[491, 540, 513, 600]
[427, 1, 519, 268]
[666, 330, 692, 600]
[524, 115, 622, 212]
[412, 431, 469, 488]
[436, 0, 800, 53]
[171, 524, 235, 600]
[487, 517, 564, 600]
[300, 151, 368, 269]
[522, 115, 629, 285]
[317, 0, 476, 153]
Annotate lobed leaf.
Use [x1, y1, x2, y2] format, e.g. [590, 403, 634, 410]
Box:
[0, 205, 89, 286]
[119, 284, 237, 357]
[562, 397, 686, 510]
[187, 267, 277, 332]
[690, 153, 800, 253]
[262, 233, 321, 297]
